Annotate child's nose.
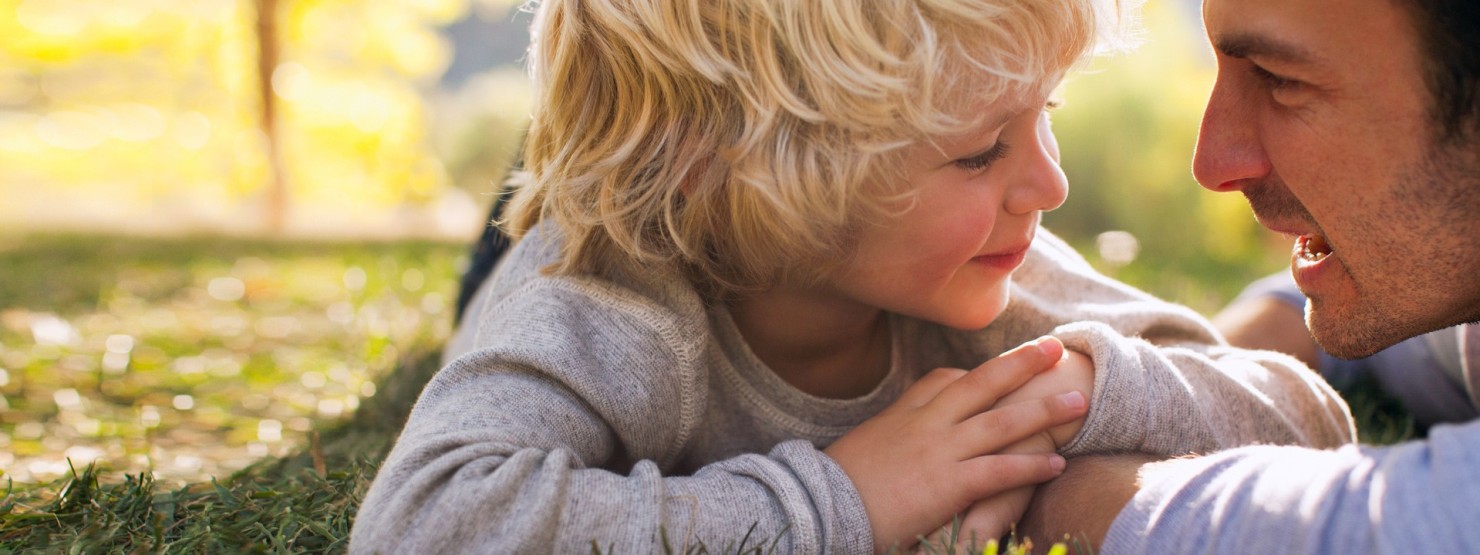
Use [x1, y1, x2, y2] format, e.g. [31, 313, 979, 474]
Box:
[1004, 117, 1068, 215]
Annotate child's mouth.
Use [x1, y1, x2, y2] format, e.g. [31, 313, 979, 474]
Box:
[972, 247, 1029, 271]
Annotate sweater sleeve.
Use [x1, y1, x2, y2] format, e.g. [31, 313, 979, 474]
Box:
[1007, 230, 1354, 456]
[349, 278, 872, 554]
[1102, 419, 1480, 554]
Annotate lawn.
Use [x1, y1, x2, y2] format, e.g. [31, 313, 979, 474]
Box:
[0, 232, 1410, 553]
[0, 233, 460, 551]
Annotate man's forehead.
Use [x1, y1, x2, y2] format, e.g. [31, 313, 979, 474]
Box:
[1201, 0, 1390, 67]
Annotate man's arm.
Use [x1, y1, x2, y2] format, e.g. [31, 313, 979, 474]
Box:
[1017, 454, 1154, 550]
[1021, 420, 1480, 554]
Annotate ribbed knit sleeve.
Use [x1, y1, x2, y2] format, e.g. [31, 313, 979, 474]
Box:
[1006, 230, 1355, 455]
[349, 275, 872, 553]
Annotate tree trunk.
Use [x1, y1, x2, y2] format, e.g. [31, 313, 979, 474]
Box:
[255, 0, 288, 234]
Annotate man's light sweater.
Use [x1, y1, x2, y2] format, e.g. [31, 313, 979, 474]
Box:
[350, 224, 1354, 553]
[1103, 323, 1480, 554]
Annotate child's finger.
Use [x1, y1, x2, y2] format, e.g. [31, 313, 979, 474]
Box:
[895, 367, 969, 409]
[931, 336, 1063, 421]
[955, 487, 1035, 548]
[954, 390, 1088, 456]
[957, 452, 1067, 501]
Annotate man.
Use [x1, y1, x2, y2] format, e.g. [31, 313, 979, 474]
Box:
[1019, 0, 1480, 552]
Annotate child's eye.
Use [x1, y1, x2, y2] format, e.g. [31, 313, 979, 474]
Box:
[954, 141, 1012, 173]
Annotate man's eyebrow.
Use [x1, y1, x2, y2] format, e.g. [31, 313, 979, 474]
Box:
[1214, 33, 1320, 65]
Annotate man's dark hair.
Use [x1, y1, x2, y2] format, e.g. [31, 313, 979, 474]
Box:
[1401, 0, 1480, 141]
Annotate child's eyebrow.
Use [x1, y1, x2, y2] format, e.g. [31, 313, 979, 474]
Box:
[920, 86, 1063, 162]
[923, 109, 1016, 159]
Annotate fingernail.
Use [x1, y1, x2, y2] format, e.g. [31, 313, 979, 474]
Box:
[1049, 455, 1066, 472]
[1034, 336, 1057, 356]
[1057, 391, 1086, 410]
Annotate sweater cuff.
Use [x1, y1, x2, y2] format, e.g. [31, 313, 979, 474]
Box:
[1051, 322, 1152, 456]
[768, 439, 875, 554]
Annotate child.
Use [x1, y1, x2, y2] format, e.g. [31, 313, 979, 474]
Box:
[1217, 271, 1478, 431]
[353, 0, 1354, 551]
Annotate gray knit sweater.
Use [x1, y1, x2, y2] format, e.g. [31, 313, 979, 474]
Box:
[350, 224, 1354, 554]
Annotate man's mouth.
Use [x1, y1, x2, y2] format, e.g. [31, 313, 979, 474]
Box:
[1297, 234, 1333, 262]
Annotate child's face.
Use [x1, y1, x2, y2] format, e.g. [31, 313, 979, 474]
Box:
[826, 97, 1067, 330]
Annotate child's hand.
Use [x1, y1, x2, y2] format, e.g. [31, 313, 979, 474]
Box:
[930, 433, 1059, 550]
[943, 348, 1095, 546]
[823, 337, 1088, 552]
[994, 348, 1095, 447]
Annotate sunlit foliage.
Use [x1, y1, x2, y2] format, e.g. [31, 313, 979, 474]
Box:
[1048, 1, 1288, 313]
[0, 0, 471, 234]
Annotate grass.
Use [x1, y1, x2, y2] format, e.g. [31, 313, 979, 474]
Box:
[0, 232, 460, 551]
[0, 232, 1413, 553]
[0, 233, 463, 484]
[0, 346, 443, 552]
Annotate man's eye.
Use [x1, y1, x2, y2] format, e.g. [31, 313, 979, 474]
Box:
[1251, 65, 1299, 91]
[954, 142, 1012, 172]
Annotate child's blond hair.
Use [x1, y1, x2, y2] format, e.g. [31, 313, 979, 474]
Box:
[506, 0, 1129, 295]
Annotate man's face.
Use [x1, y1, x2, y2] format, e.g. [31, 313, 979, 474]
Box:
[1196, 0, 1480, 358]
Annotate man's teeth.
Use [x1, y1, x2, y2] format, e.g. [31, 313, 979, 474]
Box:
[1298, 235, 1332, 261]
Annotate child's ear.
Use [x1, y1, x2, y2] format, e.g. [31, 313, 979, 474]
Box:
[679, 158, 710, 197]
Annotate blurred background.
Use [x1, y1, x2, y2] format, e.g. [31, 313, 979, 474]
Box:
[0, 0, 1287, 488]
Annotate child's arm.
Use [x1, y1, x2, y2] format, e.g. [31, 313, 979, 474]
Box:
[350, 277, 1082, 554]
[353, 336, 864, 553]
[351, 276, 872, 552]
[1004, 229, 1355, 457]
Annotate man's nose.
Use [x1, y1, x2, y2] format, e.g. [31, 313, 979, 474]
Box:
[1192, 75, 1271, 192]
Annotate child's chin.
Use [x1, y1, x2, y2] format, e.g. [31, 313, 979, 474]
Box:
[935, 289, 1010, 331]
[939, 313, 1002, 332]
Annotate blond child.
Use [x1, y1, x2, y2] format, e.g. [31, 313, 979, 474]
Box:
[352, 0, 1354, 551]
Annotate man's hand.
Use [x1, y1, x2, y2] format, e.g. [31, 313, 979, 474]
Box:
[1017, 454, 1161, 550]
[825, 337, 1089, 553]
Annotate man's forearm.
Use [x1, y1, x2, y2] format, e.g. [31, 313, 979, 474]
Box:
[1018, 454, 1159, 550]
